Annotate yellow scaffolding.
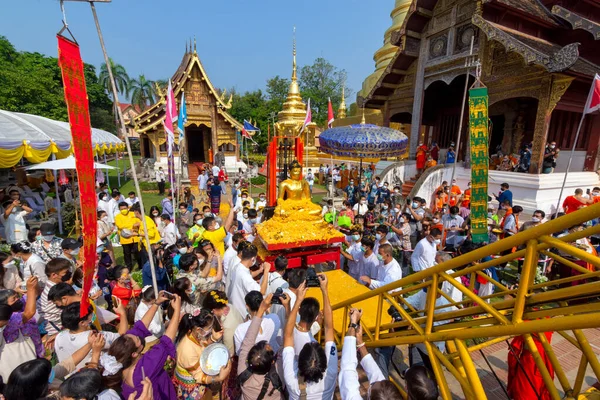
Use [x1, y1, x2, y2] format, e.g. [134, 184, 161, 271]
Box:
[330, 201, 600, 399]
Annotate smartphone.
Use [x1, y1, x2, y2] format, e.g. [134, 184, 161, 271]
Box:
[162, 291, 175, 300]
[28, 265, 34, 278]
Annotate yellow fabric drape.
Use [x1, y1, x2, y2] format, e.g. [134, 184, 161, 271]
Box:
[0, 147, 25, 168]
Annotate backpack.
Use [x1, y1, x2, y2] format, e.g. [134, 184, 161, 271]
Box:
[238, 366, 288, 400]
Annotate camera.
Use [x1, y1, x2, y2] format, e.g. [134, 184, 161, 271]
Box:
[305, 268, 321, 288]
[271, 287, 287, 305]
[388, 305, 402, 322]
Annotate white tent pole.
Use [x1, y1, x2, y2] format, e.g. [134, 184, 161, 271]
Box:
[103, 153, 109, 188]
[52, 153, 63, 235]
[116, 151, 121, 187]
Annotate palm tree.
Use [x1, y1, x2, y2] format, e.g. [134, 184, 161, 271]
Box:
[99, 58, 130, 98]
[129, 75, 156, 109]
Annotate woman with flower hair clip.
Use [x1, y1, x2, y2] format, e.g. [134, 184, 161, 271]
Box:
[173, 308, 232, 399]
[202, 290, 244, 356]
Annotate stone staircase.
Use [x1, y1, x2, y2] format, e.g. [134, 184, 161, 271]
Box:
[187, 164, 200, 183]
[401, 178, 417, 197]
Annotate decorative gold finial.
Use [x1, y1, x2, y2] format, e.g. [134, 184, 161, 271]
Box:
[361, 107, 366, 124]
[292, 26, 297, 81]
[194, 36, 197, 53]
[338, 79, 347, 119]
[185, 40, 188, 53]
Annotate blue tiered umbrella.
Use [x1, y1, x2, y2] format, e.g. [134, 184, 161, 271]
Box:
[318, 123, 409, 187]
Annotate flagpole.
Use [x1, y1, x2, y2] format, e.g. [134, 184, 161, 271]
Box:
[554, 114, 586, 218]
[89, 1, 158, 296]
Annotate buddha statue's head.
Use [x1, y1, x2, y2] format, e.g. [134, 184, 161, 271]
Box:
[289, 160, 302, 180]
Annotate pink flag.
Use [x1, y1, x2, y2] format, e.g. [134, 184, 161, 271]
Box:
[300, 98, 312, 134]
[327, 97, 334, 129]
[584, 74, 600, 114]
[164, 80, 177, 157]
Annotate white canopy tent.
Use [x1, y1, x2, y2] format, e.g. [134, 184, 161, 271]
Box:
[25, 156, 115, 235]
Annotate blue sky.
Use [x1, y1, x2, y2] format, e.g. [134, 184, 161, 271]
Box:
[1, 0, 393, 103]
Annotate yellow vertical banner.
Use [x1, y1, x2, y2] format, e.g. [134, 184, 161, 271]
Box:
[468, 87, 489, 243]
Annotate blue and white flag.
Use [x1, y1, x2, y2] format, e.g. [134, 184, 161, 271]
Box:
[243, 120, 259, 133]
[177, 91, 187, 142]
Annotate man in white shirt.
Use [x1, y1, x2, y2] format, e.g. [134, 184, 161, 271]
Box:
[361, 244, 402, 293]
[442, 206, 466, 249]
[436, 251, 463, 305]
[282, 275, 338, 400]
[234, 291, 282, 355]
[228, 244, 270, 318]
[155, 166, 166, 195]
[2, 199, 31, 244]
[223, 233, 244, 280]
[212, 164, 220, 177]
[161, 214, 178, 246]
[124, 191, 139, 208]
[305, 169, 315, 195]
[255, 193, 267, 210]
[411, 228, 442, 272]
[54, 301, 128, 370]
[352, 196, 368, 217]
[242, 209, 260, 242]
[373, 225, 390, 255]
[107, 191, 121, 222]
[339, 309, 400, 400]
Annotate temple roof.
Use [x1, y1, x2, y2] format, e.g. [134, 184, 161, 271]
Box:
[551, 4, 600, 40]
[134, 46, 241, 134]
[474, 14, 600, 77]
[359, 0, 600, 109]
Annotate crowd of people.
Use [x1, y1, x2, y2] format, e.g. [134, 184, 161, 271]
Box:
[0, 155, 598, 400]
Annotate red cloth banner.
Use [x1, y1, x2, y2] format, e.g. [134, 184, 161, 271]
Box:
[57, 35, 97, 317]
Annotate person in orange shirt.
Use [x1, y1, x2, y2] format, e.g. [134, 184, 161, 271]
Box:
[433, 189, 448, 212]
[459, 181, 471, 218]
[416, 143, 428, 175]
[591, 187, 600, 204]
[448, 179, 462, 207]
[562, 188, 591, 214]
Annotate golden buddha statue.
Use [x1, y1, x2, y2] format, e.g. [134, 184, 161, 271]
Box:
[278, 160, 311, 201]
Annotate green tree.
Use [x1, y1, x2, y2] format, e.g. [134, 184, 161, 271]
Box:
[266, 75, 290, 108]
[129, 74, 156, 109]
[0, 35, 115, 133]
[99, 58, 130, 97]
[299, 57, 351, 126]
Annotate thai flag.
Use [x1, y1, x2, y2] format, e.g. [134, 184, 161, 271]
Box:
[584, 74, 600, 114]
[327, 97, 334, 129]
[300, 98, 312, 134]
[177, 91, 187, 142]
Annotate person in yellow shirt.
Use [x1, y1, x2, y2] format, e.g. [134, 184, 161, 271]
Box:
[131, 203, 161, 267]
[187, 213, 205, 248]
[114, 201, 142, 270]
[201, 200, 235, 256]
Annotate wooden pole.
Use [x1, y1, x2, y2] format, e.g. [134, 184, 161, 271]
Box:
[89, 2, 159, 295]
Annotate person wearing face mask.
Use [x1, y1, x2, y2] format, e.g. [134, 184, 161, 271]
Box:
[31, 222, 63, 263]
[376, 182, 391, 204]
[234, 290, 282, 356]
[187, 213, 206, 248]
[201, 200, 236, 257]
[173, 307, 231, 398]
[160, 213, 178, 247]
[542, 141, 559, 173]
[416, 142, 428, 175]
[177, 202, 194, 238]
[0, 252, 22, 291]
[405, 197, 425, 249]
[339, 200, 356, 225]
[228, 244, 270, 318]
[48, 282, 118, 328]
[202, 289, 243, 357]
[97, 210, 116, 265]
[1, 199, 32, 244]
[178, 252, 223, 302]
[115, 203, 143, 270]
[243, 208, 260, 242]
[411, 228, 442, 272]
[373, 225, 391, 255]
[149, 205, 164, 236]
[10, 241, 46, 287]
[493, 182, 512, 207]
[341, 236, 379, 286]
[97, 192, 113, 223]
[256, 192, 267, 210]
[340, 229, 363, 281]
[0, 276, 43, 370]
[520, 210, 545, 232]
[459, 181, 472, 218]
[442, 206, 466, 250]
[160, 191, 174, 220]
[58, 238, 82, 272]
[110, 265, 141, 308]
[224, 233, 245, 280]
[103, 293, 179, 400]
[360, 244, 402, 294]
[352, 196, 368, 217]
[54, 300, 128, 371]
[345, 179, 358, 206]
